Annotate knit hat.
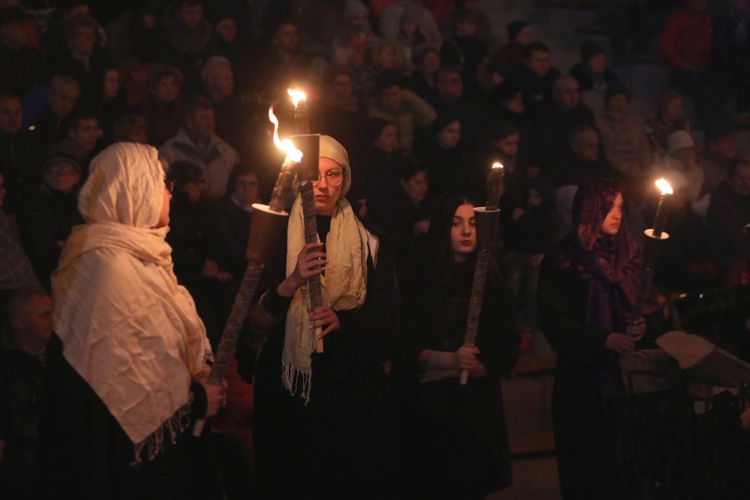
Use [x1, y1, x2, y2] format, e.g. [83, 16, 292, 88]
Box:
[42, 152, 83, 175]
[507, 20, 530, 41]
[580, 39, 605, 63]
[320, 135, 351, 196]
[667, 130, 695, 154]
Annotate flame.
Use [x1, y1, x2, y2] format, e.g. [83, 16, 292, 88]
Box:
[492, 162, 504, 171]
[287, 89, 306, 108]
[268, 106, 302, 163]
[655, 178, 673, 195]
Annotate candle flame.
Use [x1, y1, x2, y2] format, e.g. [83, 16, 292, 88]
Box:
[492, 162, 503, 171]
[287, 89, 306, 108]
[655, 178, 673, 195]
[268, 106, 302, 163]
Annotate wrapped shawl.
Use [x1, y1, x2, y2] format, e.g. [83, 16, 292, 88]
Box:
[51, 143, 212, 458]
[547, 178, 648, 331]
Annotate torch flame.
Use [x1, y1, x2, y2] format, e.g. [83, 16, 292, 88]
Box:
[655, 178, 673, 195]
[287, 89, 306, 108]
[268, 106, 302, 163]
[492, 162, 503, 171]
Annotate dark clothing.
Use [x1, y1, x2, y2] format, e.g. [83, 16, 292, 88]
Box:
[35, 335, 220, 500]
[439, 35, 489, 97]
[133, 95, 184, 148]
[414, 139, 479, 200]
[249, 219, 404, 498]
[706, 182, 750, 273]
[17, 185, 83, 292]
[0, 42, 46, 97]
[569, 63, 623, 93]
[0, 131, 44, 215]
[308, 97, 370, 163]
[402, 254, 519, 497]
[207, 196, 252, 280]
[46, 48, 115, 105]
[161, 18, 216, 93]
[510, 66, 561, 105]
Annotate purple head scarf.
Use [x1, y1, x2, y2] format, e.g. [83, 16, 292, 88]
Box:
[549, 178, 646, 331]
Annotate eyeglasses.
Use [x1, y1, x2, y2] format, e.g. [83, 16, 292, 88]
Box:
[312, 170, 344, 187]
[165, 180, 175, 193]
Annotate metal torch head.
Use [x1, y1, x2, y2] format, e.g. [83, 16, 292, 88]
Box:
[474, 206, 500, 251]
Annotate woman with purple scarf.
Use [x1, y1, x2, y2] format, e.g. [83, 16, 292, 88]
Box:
[537, 177, 663, 499]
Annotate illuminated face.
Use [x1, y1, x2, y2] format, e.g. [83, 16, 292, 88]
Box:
[600, 192, 623, 236]
[437, 120, 461, 149]
[451, 203, 477, 263]
[233, 173, 259, 207]
[211, 65, 234, 98]
[313, 157, 344, 216]
[401, 170, 429, 203]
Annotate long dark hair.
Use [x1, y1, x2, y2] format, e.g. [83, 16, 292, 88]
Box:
[426, 192, 476, 269]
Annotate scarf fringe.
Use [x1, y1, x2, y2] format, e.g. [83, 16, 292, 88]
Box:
[282, 351, 313, 405]
[130, 393, 194, 467]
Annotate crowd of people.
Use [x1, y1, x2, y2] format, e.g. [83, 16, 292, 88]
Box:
[2, 0, 750, 498]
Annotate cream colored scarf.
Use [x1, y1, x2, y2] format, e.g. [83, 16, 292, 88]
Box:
[52, 143, 212, 462]
[282, 196, 369, 401]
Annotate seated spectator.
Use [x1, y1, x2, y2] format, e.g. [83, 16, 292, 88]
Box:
[644, 88, 692, 162]
[22, 75, 81, 153]
[40, 0, 94, 59]
[47, 108, 100, 179]
[349, 117, 411, 218]
[662, 130, 708, 219]
[0, 286, 52, 499]
[414, 113, 476, 199]
[510, 41, 560, 105]
[712, 0, 750, 115]
[104, 3, 169, 64]
[699, 118, 741, 196]
[429, 66, 481, 148]
[210, 9, 249, 71]
[112, 113, 149, 144]
[95, 67, 128, 146]
[0, 6, 45, 97]
[394, 4, 429, 73]
[595, 84, 652, 183]
[492, 20, 533, 69]
[380, 0, 442, 46]
[133, 63, 184, 148]
[208, 165, 261, 281]
[309, 65, 369, 161]
[483, 80, 533, 157]
[352, 38, 407, 104]
[569, 39, 623, 115]
[444, 0, 495, 49]
[367, 69, 437, 158]
[0, 90, 43, 215]
[659, 0, 732, 126]
[159, 95, 239, 201]
[404, 43, 440, 104]
[47, 13, 115, 105]
[331, 0, 379, 68]
[439, 8, 489, 98]
[0, 172, 39, 294]
[528, 75, 596, 182]
[161, 0, 216, 93]
[200, 56, 240, 148]
[17, 154, 83, 292]
[559, 125, 613, 188]
[706, 158, 750, 275]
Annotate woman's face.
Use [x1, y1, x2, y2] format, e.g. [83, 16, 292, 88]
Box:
[507, 92, 524, 113]
[233, 173, 259, 207]
[374, 124, 399, 153]
[44, 162, 81, 194]
[181, 178, 206, 203]
[401, 170, 429, 203]
[600, 192, 623, 236]
[313, 157, 344, 216]
[663, 97, 684, 121]
[515, 26, 534, 46]
[216, 18, 237, 43]
[154, 75, 179, 103]
[374, 45, 397, 69]
[437, 120, 461, 149]
[156, 174, 172, 228]
[451, 203, 476, 263]
[495, 133, 519, 159]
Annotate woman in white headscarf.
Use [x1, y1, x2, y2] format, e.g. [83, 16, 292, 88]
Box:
[248, 135, 406, 497]
[36, 142, 225, 499]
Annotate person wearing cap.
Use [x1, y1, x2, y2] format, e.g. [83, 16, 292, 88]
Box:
[0, 6, 45, 97]
[698, 119, 740, 195]
[663, 129, 707, 219]
[249, 135, 403, 497]
[569, 38, 623, 115]
[595, 83, 652, 182]
[493, 19, 533, 69]
[16, 153, 84, 292]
